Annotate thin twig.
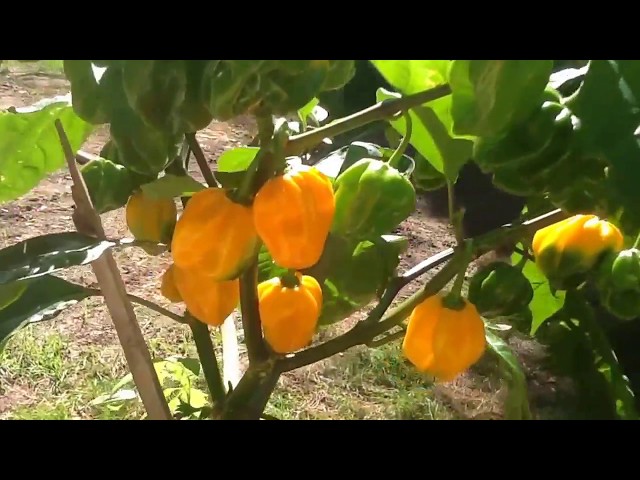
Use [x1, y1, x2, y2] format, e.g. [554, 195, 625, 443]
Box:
[284, 84, 452, 157]
[86, 288, 188, 324]
[366, 329, 406, 348]
[186, 132, 218, 187]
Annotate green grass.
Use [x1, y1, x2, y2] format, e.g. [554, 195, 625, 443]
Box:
[0, 322, 458, 420]
[1, 60, 64, 75]
[265, 342, 455, 420]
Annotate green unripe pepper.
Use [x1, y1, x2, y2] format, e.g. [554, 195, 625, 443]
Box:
[596, 248, 640, 320]
[468, 262, 534, 318]
[331, 158, 416, 241]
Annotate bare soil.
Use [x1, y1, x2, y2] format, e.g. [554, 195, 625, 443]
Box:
[0, 67, 572, 420]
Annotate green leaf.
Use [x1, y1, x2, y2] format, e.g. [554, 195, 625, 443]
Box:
[485, 330, 532, 420]
[258, 246, 288, 283]
[567, 60, 640, 215]
[512, 249, 565, 334]
[371, 60, 474, 180]
[0, 281, 28, 311]
[0, 94, 94, 203]
[297, 97, 319, 131]
[0, 275, 94, 345]
[0, 232, 115, 285]
[80, 157, 151, 214]
[448, 60, 554, 137]
[376, 88, 472, 182]
[217, 147, 259, 173]
[140, 174, 206, 200]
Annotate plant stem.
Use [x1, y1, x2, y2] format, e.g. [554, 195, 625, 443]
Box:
[633, 232, 640, 250]
[239, 259, 269, 364]
[221, 361, 281, 419]
[388, 112, 413, 170]
[123, 291, 188, 324]
[366, 328, 405, 348]
[186, 133, 217, 188]
[188, 318, 227, 409]
[235, 115, 275, 204]
[285, 84, 452, 157]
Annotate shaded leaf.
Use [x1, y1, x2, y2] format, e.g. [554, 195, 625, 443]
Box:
[141, 174, 206, 200]
[216, 172, 245, 190]
[0, 275, 94, 345]
[217, 147, 259, 173]
[0, 281, 28, 311]
[567, 60, 640, 216]
[485, 329, 532, 420]
[0, 232, 115, 285]
[448, 60, 554, 137]
[0, 94, 94, 203]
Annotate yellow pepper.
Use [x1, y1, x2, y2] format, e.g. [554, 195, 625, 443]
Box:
[402, 293, 486, 382]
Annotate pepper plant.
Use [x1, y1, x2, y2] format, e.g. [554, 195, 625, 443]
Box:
[1, 59, 640, 420]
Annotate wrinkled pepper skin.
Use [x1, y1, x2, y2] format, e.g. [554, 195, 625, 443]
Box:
[258, 273, 323, 354]
[160, 264, 183, 303]
[596, 248, 640, 320]
[173, 266, 240, 327]
[402, 293, 486, 382]
[468, 262, 533, 318]
[253, 165, 335, 270]
[125, 190, 177, 244]
[532, 214, 624, 288]
[171, 187, 259, 280]
[332, 158, 416, 241]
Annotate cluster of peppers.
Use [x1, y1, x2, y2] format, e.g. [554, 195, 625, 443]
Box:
[532, 214, 640, 321]
[123, 119, 434, 362]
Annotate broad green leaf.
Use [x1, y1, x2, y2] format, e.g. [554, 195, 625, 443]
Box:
[141, 174, 206, 200]
[512, 250, 565, 334]
[0, 281, 28, 311]
[0, 94, 94, 203]
[371, 60, 451, 96]
[303, 233, 408, 325]
[80, 158, 152, 214]
[377, 89, 472, 181]
[485, 330, 532, 420]
[448, 60, 554, 137]
[217, 147, 259, 173]
[567, 60, 640, 215]
[0, 232, 115, 285]
[0, 275, 94, 345]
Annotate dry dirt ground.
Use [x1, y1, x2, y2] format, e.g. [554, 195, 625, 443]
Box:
[0, 63, 572, 420]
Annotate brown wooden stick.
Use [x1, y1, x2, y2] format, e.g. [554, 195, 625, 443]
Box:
[55, 120, 172, 420]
